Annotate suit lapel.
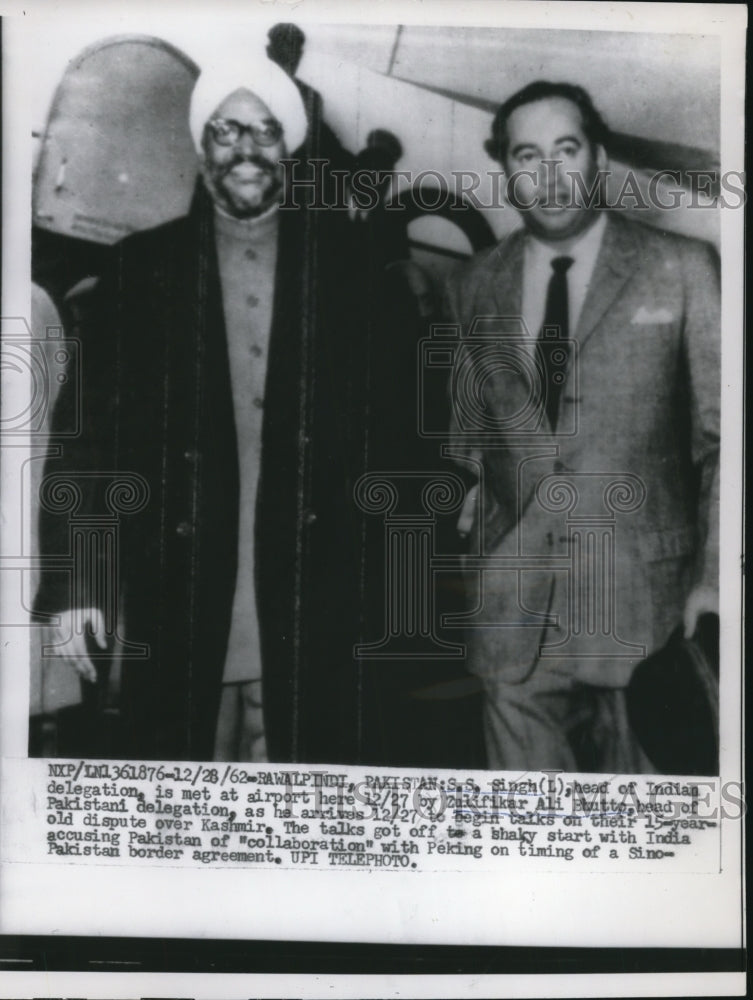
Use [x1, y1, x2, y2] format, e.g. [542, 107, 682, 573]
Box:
[574, 213, 640, 348]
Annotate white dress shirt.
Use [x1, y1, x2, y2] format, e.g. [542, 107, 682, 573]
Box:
[520, 211, 607, 343]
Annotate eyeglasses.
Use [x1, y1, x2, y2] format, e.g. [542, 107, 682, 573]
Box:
[206, 117, 284, 147]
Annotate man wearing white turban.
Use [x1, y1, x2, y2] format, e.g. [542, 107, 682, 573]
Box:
[36, 55, 365, 764]
[188, 53, 308, 159]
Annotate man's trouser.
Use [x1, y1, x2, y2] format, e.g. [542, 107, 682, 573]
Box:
[483, 657, 654, 773]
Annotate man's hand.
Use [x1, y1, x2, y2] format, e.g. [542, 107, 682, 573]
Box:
[48, 608, 108, 684]
[683, 585, 718, 639]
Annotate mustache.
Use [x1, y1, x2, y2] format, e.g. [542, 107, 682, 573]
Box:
[221, 153, 278, 177]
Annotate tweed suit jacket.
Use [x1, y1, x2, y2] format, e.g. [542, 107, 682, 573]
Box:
[445, 212, 720, 690]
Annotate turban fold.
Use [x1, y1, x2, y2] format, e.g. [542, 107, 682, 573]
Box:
[189, 53, 308, 154]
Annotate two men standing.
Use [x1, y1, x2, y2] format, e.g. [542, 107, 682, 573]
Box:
[36, 61, 720, 773]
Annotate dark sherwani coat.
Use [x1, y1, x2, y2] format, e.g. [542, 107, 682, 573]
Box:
[36, 182, 366, 763]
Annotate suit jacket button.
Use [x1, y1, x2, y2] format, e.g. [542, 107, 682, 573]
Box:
[183, 449, 198, 462]
[304, 509, 317, 525]
[176, 521, 192, 537]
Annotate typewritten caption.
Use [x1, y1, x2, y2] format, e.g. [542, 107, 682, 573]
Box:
[1, 760, 736, 873]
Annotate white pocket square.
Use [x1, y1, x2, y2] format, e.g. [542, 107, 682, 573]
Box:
[631, 305, 675, 324]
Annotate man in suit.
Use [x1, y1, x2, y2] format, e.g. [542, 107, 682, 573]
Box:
[446, 80, 719, 772]
[35, 54, 364, 763]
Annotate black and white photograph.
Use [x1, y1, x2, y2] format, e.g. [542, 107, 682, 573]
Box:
[0, 1, 745, 996]
[20, 13, 728, 775]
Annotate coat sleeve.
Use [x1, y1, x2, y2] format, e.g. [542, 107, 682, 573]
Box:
[33, 262, 121, 618]
[680, 239, 720, 593]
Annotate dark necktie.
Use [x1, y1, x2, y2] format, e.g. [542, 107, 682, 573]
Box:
[538, 255, 574, 430]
